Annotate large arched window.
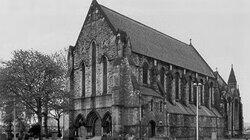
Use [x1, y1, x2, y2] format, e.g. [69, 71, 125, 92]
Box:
[160, 68, 165, 90]
[82, 63, 85, 97]
[142, 63, 149, 85]
[211, 87, 214, 106]
[175, 73, 180, 100]
[188, 80, 193, 103]
[181, 77, 187, 103]
[166, 73, 173, 101]
[92, 41, 96, 96]
[102, 56, 107, 95]
[209, 82, 214, 107]
[189, 79, 193, 103]
[193, 82, 197, 105]
[204, 82, 209, 107]
[200, 80, 204, 106]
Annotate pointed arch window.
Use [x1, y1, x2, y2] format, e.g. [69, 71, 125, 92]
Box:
[189, 80, 193, 103]
[211, 87, 214, 106]
[150, 99, 154, 111]
[166, 74, 172, 97]
[200, 81, 204, 105]
[102, 56, 108, 95]
[160, 68, 165, 90]
[142, 63, 149, 85]
[193, 83, 197, 105]
[200, 84, 203, 105]
[175, 73, 180, 100]
[92, 41, 96, 96]
[82, 63, 85, 97]
[208, 82, 214, 107]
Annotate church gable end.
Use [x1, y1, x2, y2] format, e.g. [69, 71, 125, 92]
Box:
[73, 0, 117, 68]
[71, 0, 120, 100]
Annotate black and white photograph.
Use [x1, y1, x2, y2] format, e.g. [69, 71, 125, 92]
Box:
[0, 0, 249, 139]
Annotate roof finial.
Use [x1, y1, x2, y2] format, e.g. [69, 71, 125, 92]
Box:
[231, 64, 233, 68]
[91, 0, 98, 5]
[189, 38, 192, 46]
[215, 67, 218, 72]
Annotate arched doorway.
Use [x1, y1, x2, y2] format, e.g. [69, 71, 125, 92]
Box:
[102, 112, 112, 135]
[74, 114, 85, 137]
[86, 110, 102, 137]
[149, 120, 156, 137]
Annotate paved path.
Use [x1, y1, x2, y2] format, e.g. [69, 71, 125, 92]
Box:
[87, 136, 102, 140]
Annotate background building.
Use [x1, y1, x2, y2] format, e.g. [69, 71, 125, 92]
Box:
[214, 66, 244, 137]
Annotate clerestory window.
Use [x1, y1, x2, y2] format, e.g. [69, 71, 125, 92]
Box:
[142, 63, 149, 85]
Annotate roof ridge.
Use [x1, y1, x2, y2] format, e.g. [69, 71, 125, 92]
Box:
[99, 4, 190, 47]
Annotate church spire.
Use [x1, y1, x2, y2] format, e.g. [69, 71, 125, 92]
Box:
[228, 64, 237, 86]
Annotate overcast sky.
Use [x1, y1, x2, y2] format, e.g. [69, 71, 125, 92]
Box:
[0, 0, 250, 122]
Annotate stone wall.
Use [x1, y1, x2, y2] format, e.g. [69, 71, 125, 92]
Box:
[68, 3, 118, 138]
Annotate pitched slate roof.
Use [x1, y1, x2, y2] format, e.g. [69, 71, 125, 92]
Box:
[99, 4, 214, 77]
[188, 104, 218, 117]
[214, 71, 227, 87]
[140, 86, 163, 98]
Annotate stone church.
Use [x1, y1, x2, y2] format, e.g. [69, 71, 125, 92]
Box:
[66, 0, 243, 139]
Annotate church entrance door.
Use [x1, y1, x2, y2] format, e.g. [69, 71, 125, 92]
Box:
[149, 120, 156, 137]
[86, 110, 102, 137]
[102, 112, 112, 135]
